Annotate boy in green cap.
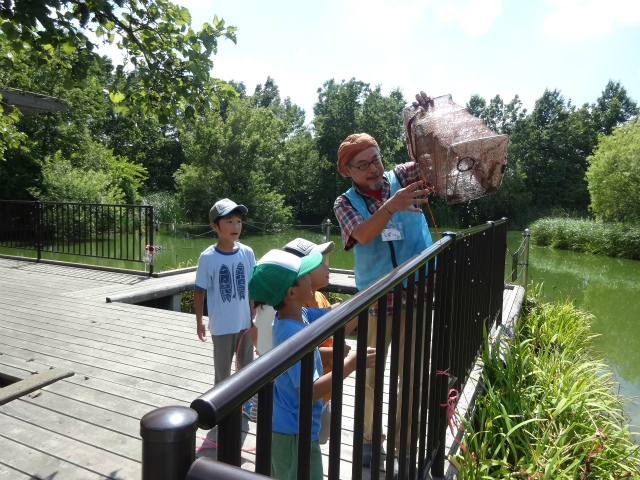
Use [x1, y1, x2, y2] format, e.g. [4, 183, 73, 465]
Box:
[249, 249, 375, 480]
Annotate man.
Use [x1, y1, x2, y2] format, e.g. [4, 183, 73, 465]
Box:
[333, 92, 434, 477]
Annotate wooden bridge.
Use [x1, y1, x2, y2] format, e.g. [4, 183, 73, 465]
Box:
[0, 256, 524, 479]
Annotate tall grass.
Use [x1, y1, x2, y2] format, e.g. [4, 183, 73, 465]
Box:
[530, 217, 640, 260]
[454, 284, 640, 479]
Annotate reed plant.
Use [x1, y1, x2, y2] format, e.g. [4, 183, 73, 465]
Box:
[530, 217, 640, 260]
[454, 284, 640, 479]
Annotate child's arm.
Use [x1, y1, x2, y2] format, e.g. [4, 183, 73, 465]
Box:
[345, 316, 358, 337]
[326, 302, 358, 337]
[318, 346, 332, 365]
[194, 289, 207, 342]
[251, 323, 259, 355]
[309, 347, 376, 402]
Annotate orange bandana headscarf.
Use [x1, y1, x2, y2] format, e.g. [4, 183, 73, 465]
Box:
[337, 133, 379, 177]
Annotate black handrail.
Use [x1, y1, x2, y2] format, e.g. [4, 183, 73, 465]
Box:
[140, 219, 508, 480]
[0, 200, 154, 274]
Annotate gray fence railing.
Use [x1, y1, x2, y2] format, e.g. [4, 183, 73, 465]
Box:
[0, 200, 155, 274]
[140, 218, 508, 480]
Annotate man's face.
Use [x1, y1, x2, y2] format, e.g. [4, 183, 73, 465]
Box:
[345, 146, 384, 190]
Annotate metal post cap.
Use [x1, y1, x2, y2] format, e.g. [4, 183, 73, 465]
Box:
[140, 406, 198, 443]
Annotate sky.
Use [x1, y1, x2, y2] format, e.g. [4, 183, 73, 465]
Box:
[120, 0, 640, 124]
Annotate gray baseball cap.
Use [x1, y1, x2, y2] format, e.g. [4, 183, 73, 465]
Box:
[209, 198, 248, 223]
[282, 238, 335, 258]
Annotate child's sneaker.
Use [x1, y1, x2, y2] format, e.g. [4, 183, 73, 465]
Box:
[242, 401, 254, 420]
[242, 395, 258, 422]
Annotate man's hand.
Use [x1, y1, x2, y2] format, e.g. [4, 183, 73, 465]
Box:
[412, 91, 433, 111]
[385, 180, 429, 214]
[364, 347, 376, 368]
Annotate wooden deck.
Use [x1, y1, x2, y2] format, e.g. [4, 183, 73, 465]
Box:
[0, 256, 524, 479]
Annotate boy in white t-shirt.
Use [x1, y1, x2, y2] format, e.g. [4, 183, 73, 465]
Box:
[194, 198, 256, 386]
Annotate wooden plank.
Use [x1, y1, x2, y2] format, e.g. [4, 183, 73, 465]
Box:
[0, 299, 205, 349]
[0, 368, 74, 405]
[0, 435, 106, 480]
[2, 396, 140, 458]
[0, 413, 139, 479]
[0, 302, 204, 349]
[1, 316, 214, 376]
[0, 461, 33, 480]
[0, 341, 205, 404]
[0, 327, 213, 391]
[41, 379, 160, 419]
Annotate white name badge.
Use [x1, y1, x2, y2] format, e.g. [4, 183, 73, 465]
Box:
[381, 222, 404, 241]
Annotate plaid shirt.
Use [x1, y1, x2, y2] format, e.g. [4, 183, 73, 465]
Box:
[333, 162, 422, 316]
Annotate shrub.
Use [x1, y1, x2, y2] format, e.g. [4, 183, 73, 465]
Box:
[454, 285, 640, 478]
[530, 217, 640, 260]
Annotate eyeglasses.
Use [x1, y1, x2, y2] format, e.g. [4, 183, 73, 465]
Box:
[348, 154, 383, 171]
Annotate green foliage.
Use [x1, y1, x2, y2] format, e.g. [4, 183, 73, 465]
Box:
[530, 217, 640, 260]
[28, 141, 147, 203]
[0, 0, 238, 127]
[591, 80, 639, 135]
[0, 94, 26, 161]
[144, 191, 185, 225]
[456, 289, 640, 478]
[510, 89, 597, 215]
[586, 119, 640, 222]
[466, 93, 527, 135]
[312, 79, 409, 213]
[95, 113, 186, 193]
[176, 97, 293, 226]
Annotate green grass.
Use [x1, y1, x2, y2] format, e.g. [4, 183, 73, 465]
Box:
[454, 283, 640, 479]
[530, 217, 640, 260]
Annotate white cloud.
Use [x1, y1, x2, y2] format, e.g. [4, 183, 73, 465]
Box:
[541, 0, 640, 41]
[343, 0, 428, 28]
[293, 49, 305, 58]
[436, 0, 503, 36]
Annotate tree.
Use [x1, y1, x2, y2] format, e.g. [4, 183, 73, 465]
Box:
[586, 119, 640, 222]
[466, 94, 527, 135]
[176, 97, 292, 226]
[313, 78, 369, 163]
[592, 80, 639, 135]
[252, 76, 280, 109]
[514, 89, 597, 215]
[312, 79, 409, 211]
[28, 140, 147, 203]
[1, 0, 238, 127]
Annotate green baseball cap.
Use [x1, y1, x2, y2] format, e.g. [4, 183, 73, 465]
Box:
[249, 250, 322, 306]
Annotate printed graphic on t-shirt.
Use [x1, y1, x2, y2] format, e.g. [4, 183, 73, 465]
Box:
[218, 262, 248, 302]
[236, 263, 246, 300]
[219, 264, 232, 302]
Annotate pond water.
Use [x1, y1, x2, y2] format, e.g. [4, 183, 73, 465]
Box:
[523, 244, 640, 440]
[3, 225, 639, 438]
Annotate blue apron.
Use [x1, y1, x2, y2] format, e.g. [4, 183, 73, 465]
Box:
[344, 170, 433, 291]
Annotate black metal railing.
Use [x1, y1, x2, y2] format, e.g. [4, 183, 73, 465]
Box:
[140, 219, 508, 480]
[0, 200, 154, 274]
[505, 228, 530, 292]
